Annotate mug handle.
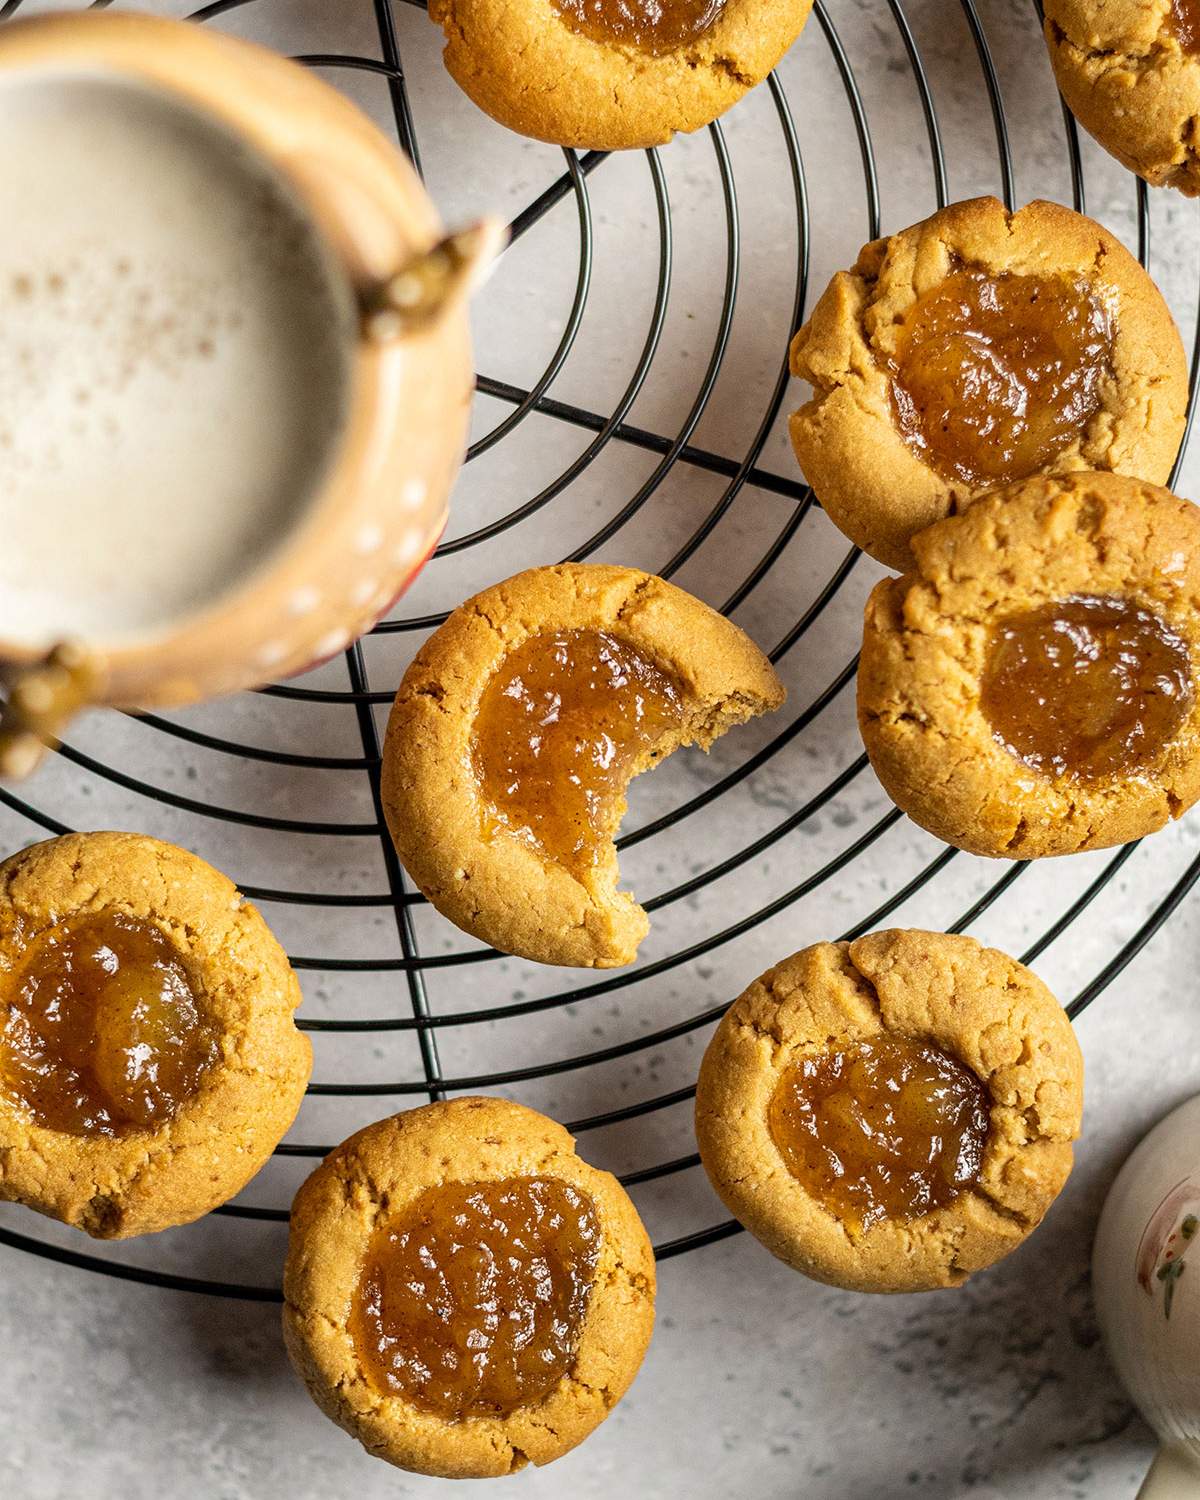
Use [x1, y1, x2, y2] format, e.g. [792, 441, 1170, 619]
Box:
[1139, 1445, 1200, 1499]
[360, 218, 507, 343]
[0, 643, 99, 780]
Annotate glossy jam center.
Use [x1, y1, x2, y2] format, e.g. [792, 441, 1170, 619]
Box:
[0, 910, 218, 1136]
[768, 1035, 990, 1231]
[551, 0, 726, 55]
[350, 1177, 602, 1420]
[980, 594, 1193, 781]
[1167, 0, 1200, 53]
[889, 269, 1113, 487]
[472, 628, 684, 877]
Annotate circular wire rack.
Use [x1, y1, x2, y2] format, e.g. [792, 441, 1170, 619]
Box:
[1, 0, 1199, 1303]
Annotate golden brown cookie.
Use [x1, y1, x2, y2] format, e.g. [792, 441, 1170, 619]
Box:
[382, 563, 784, 968]
[695, 930, 1083, 1293]
[858, 471, 1200, 859]
[789, 196, 1187, 571]
[283, 1096, 656, 1478]
[428, 0, 814, 150]
[0, 831, 310, 1238]
[1046, 0, 1200, 194]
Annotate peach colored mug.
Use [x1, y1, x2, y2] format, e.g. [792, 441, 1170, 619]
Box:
[0, 10, 500, 776]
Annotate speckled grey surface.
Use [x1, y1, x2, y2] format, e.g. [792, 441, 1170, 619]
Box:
[2, 0, 1199, 1496]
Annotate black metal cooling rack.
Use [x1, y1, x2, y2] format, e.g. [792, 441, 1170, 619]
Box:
[1, 0, 1199, 1303]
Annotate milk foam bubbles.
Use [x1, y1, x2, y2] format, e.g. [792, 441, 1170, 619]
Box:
[0, 69, 355, 648]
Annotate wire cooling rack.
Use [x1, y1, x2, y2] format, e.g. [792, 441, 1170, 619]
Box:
[1, 0, 1199, 1304]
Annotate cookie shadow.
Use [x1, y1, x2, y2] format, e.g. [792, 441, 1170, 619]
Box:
[170, 1286, 297, 1396]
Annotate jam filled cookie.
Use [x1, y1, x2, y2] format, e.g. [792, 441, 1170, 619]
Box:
[789, 196, 1187, 571]
[283, 1097, 655, 1478]
[0, 831, 310, 1238]
[695, 931, 1083, 1293]
[1046, 0, 1200, 195]
[382, 563, 784, 968]
[858, 471, 1200, 859]
[427, 0, 814, 150]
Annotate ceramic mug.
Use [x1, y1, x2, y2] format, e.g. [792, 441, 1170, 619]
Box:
[0, 11, 500, 776]
[1093, 1094, 1200, 1499]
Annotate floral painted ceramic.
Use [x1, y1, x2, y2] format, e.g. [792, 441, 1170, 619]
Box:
[1137, 1179, 1200, 1322]
[1094, 1094, 1200, 1498]
[0, 11, 500, 777]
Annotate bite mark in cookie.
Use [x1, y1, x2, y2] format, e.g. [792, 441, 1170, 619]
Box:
[382, 563, 784, 967]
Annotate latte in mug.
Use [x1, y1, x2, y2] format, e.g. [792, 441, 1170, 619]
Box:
[0, 9, 495, 780]
[0, 68, 356, 648]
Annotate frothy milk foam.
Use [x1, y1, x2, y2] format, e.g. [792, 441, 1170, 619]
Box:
[0, 70, 355, 648]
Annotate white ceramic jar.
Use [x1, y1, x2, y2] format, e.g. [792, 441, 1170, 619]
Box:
[1094, 1094, 1200, 1498]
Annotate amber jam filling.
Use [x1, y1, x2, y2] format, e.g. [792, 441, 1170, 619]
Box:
[472, 628, 684, 877]
[0, 910, 218, 1137]
[888, 268, 1114, 488]
[550, 0, 726, 56]
[980, 594, 1193, 782]
[1167, 0, 1200, 53]
[768, 1035, 990, 1230]
[350, 1177, 602, 1420]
